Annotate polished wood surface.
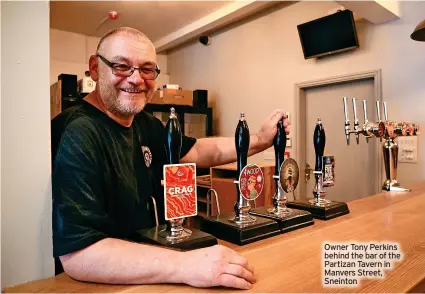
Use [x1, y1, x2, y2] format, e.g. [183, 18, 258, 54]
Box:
[5, 182, 425, 293]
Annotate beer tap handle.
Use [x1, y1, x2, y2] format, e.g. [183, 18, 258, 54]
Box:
[273, 118, 286, 177]
[343, 97, 349, 122]
[343, 97, 350, 145]
[376, 101, 382, 141]
[376, 101, 381, 122]
[165, 107, 182, 164]
[362, 100, 368, 123]
[352, 98, 359, 144]
[383, 102, 388, 121]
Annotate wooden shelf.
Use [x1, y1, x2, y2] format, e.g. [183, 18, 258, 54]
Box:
[197, 196, 208, 204]
[197, 175, 211, 188]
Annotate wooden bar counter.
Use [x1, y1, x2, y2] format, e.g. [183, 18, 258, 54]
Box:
[5, 182, 425, 293]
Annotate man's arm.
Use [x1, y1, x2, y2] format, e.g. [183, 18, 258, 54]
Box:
[61, 239, 255, 289]
[181, 109, 289, 168]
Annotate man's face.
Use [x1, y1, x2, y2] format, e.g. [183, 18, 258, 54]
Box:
[96, 34, 157, 116]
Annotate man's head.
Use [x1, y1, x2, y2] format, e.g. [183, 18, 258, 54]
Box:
[89, 27, 158, 117]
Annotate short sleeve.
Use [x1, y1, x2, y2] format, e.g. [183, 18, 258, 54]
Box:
[181, 135, 196, 159]
[52, 119, 109, 257]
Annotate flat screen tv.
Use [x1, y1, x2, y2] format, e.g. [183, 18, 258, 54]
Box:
[297, 10, 359, 59]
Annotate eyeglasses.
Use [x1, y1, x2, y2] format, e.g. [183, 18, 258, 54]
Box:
[96, 54, 160, 80]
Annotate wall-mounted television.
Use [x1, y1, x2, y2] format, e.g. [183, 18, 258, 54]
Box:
[297, 10, 359, 59]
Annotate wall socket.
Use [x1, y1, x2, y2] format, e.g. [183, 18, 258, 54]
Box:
[398, 136, 418, 163]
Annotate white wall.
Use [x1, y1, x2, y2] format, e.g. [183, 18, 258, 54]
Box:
[167, 1, 425, 186]
[1, 1, 53, 288]
[50, 29, 168, 86]
[0, 1, 2, 289]
[50, 29, 100, 85]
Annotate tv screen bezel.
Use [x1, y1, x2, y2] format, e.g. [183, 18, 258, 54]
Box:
[297, 10, 359, 60]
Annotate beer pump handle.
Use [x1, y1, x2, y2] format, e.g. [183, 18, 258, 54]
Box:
[313, 118, 326, 172]
[234, 113, 250, 214]
[273, 118, 286, 176]
[235, 113, 250, 177]
[165, 107, 182, 164]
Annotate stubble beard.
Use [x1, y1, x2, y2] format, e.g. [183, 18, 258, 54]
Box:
[98, 78, 147, 117]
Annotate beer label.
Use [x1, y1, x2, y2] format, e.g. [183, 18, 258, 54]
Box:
[279, 158, 299, 193]
[163, 163, 197, 220]
[239, 164, 264, 201]
[322, 156, 335, 187]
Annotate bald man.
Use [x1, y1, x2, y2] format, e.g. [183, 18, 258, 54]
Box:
[51, 27, 289, 290]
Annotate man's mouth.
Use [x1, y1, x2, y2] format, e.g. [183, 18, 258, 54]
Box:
[120, 88, 146, 94]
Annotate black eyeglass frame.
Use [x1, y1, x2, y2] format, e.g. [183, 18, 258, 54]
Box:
[96, 54, 161, 80]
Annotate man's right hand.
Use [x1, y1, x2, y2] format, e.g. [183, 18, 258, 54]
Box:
[178, 245, 255, 289]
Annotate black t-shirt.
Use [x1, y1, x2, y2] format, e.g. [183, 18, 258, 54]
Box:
[51, 100, 196, 258]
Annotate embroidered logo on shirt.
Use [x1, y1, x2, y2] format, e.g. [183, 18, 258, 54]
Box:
[142, 146, 152, 168]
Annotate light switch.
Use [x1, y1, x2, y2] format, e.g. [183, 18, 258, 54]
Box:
[398, 136, 418, 163]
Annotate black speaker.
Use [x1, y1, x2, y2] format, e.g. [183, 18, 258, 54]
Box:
[58, 74, 77, 99]
[193, 89, 208, 107]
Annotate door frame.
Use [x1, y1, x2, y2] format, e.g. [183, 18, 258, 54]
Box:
[295, 69, 383, 199]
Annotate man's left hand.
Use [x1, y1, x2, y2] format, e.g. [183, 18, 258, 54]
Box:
[256, 109, 290, 149]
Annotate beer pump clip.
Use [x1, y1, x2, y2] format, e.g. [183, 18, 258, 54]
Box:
[343, 97, 420, 192]
[137, 108, 217, 250]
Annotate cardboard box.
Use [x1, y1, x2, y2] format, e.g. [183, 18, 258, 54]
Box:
[150, 89, 193, 106]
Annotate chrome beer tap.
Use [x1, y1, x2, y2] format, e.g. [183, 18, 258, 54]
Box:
[343, 98, 420, 192]
[343, 97, 383, 145]
[343, 97, 351, 145]
[352, 98, 360, 144]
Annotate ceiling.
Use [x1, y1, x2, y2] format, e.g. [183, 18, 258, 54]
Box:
[50, 1, 401, 53]
[50, 1, 232, 41]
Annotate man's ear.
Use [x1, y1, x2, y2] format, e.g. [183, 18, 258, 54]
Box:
[89, 55, 99, 81]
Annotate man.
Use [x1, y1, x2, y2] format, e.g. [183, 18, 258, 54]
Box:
[52, 27, 290, 290]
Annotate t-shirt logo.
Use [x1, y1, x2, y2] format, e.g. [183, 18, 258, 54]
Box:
[141, 146, 152, 168]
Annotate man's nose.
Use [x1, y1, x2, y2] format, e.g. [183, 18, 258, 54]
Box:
[126, 69, 145, 84]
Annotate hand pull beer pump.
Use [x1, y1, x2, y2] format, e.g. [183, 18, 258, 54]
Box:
[249, 118, 314, 231]
[201, 112, 281, 245]
[137, 107, 217, 250]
